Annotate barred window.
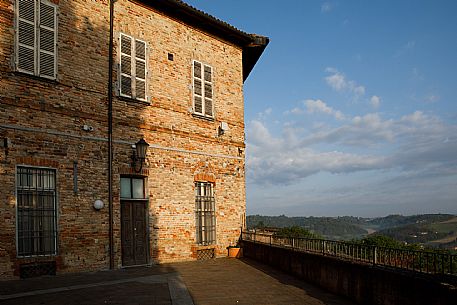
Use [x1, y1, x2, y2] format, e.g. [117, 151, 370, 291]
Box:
[195, 182, 216, 245]
[16, 167, 57, 256]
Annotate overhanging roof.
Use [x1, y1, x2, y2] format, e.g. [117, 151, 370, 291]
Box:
[135, 0, 269, 81]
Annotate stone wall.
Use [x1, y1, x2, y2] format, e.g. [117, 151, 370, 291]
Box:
[0, 0, 246, 278]
[241, 240, 457, 305]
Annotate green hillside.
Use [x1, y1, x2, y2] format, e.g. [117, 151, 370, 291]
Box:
[373, 216, 457, 248]
[247, 215, 366, 240]
[247, 214, 457, 245]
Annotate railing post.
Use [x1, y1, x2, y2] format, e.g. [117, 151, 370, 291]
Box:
[322, 240, 326, 255]
[434, 253, 437, 273]
[373, 247, 377, 265]
[450, 255, 453, 275]
[270, 235, 272, 246]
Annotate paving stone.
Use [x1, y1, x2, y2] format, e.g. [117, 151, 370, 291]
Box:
[0, 258, 355, 305]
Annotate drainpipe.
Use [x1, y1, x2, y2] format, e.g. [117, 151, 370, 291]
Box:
[108, 0, 115, 270]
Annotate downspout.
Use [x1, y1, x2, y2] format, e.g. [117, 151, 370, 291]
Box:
[108, 0, 115, 270]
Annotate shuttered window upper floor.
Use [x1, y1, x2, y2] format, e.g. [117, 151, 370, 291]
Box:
[15, 0, 57, 80]
[192, 60, 214, 119]
[119, 33, 148, 102]
[12, 1, 226, 121]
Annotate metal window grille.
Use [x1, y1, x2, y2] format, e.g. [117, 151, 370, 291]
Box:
[16, 167, 57, 256]
[195, 182, 216, 245]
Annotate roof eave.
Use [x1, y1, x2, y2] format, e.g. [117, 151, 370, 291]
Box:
[243, 36, 269, 82]
[134, 0, 269, 81]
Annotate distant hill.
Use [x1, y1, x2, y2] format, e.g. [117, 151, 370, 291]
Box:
[247, 214, 457, 246]
[365, 214, 454, 230]
[372, 216, 457, 248]
[247, 215, 367, 240]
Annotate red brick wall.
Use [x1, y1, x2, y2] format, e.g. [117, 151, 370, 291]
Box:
[0, 0, 246, 279]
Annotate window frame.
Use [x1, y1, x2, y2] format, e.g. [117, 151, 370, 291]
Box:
[15, 0, 58, 80]
[15, 165, 58, 258]
[192, 60, 214, 119]
[195, 181, 216, 246]
[118, 33, 148, 102]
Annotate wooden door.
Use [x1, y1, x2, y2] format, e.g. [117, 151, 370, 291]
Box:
[121, 201, 148, 266]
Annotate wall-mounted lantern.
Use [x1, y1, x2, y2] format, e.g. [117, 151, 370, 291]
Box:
[131, 138, 149, 173]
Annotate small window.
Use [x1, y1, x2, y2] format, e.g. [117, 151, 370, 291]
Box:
[16, 0, 57, 79]
[120, 177, 146, 199]
[192, 60, 213, 118]
[16, 166, 57, 257]
[119, 33, 148, 102]
[195, 182, 216, 245]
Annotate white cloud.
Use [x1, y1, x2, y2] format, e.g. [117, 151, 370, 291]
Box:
[247, 108, 457, 185]
[247, 119, 384, 184]
[425, 94, 440, 103]
[394, 40, 416, 58]
[256, 107, 273, 120]
[325, 67, 365, 99]
[370, 95, 381, 109]
[321, 2, 333, 12]
[284, 107, 304, 115]
[304, 99, 345, 120]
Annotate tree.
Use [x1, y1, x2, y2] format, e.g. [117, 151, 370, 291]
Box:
[274, 226, 321, 239]
[255, 221, 265, 229]
[359, 234, 402, 248]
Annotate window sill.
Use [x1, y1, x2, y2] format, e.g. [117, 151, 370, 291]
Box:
[192, 113, 215, 122]
[120, 197, 149, 201]
[118, 95, 151, 106]
[13, 71, 59, 85]
[17, 253, 58, 259]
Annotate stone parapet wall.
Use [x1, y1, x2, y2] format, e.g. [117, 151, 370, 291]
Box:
[241, 240, 457, 305]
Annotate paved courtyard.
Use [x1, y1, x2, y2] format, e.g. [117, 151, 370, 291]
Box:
[0, 258, 355, 305]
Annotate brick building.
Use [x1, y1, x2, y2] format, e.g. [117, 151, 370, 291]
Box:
[0, 0, 268, 279]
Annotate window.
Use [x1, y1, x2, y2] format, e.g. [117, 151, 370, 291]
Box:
[120, 177, 146, 199]
[192, 60, 213, 118]
[119, 33, 148, 102]
[195, 182, 216, 245]
[16, 167, 57, 256]
[16, 0, 57, 79]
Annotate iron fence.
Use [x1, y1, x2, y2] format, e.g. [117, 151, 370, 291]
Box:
[241, 231, 457, 276]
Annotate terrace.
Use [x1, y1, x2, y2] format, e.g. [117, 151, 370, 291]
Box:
[1, 233, 455, 305]
[0, 258, 354, 305]
[241, 231, 456, 305]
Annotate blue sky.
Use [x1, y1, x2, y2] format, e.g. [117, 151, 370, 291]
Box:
[185, 0, 457, 217]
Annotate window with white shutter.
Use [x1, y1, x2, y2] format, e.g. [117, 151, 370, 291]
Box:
[119, 33, 148, 102]
[16, 0, 57, 79]
[192, 60, 213, 118]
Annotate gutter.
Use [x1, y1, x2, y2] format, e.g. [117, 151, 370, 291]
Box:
[108, 0, 115, 270]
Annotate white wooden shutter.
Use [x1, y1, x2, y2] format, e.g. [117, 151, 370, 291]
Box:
[193, 60, 203, 115]
[120, 34, 133, 98]
[203, 65, 213, 117]
[38, 0, 57, 79]
[135, 39, 147, 101]
[17, 0, 36, 75]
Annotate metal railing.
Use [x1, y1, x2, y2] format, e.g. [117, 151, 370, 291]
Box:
[241, 231, 457, 276]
